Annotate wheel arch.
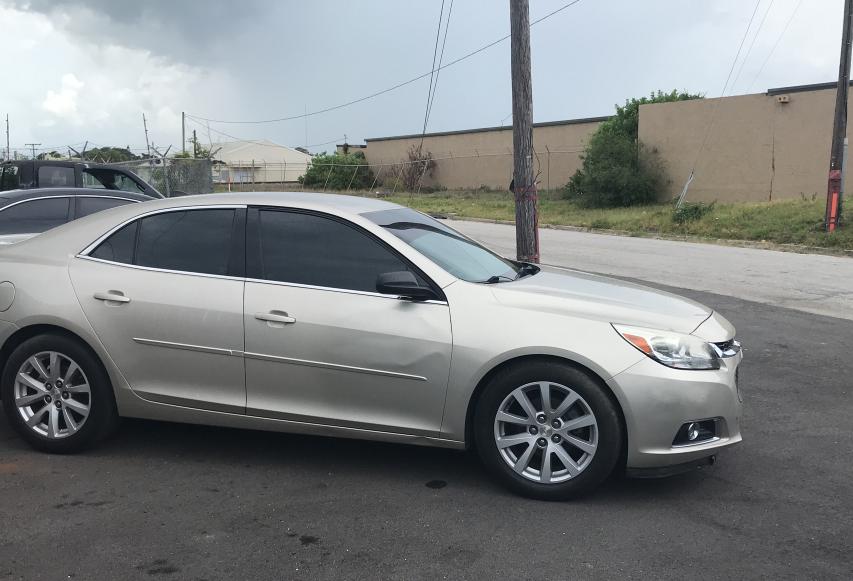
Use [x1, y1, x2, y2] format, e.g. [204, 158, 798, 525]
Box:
[0, 324, 105, 380]
[463, 354, 628, 468]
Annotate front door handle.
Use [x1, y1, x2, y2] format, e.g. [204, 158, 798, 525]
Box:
[255, 311, 296, 325]
[94, 291, 131, 304]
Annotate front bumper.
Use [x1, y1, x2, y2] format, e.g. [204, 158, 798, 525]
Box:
[609, 349, 743, 470]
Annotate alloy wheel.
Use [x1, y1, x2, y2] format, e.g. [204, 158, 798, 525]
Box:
[493, 381, 598, 484]
[13, 351, 92, 439]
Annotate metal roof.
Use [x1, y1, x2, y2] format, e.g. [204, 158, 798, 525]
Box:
[365, 116, 612, 143]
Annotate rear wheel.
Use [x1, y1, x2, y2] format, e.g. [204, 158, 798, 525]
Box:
[474, 360, 622, 500]
[1, 334, 118, 453]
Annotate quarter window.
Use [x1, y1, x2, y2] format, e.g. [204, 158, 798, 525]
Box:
[77, 197, 135, 218]
[88, 209, 237, 276]
[0, 198, 71, 235]
[255, 210, 419, 293]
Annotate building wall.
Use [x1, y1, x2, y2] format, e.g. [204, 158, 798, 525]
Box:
[639, 87, 852, 202]
[363, 119, 606, 191]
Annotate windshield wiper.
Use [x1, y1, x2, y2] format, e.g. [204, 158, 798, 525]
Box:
[514, 262, 541, 280]
[481, 275, 515, 284]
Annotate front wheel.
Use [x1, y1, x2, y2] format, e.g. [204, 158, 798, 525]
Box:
[1, 334, 118, 453]
[474, 361, 623, 500]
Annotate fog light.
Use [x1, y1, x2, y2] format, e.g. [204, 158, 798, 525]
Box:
[672, 419, 718, 446]
[686, 422, 700, 441]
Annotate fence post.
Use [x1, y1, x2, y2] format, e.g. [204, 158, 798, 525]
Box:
[346, 164, 359, 192]
[323, 164, 334, 192]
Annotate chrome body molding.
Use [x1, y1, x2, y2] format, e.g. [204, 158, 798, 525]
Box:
[132, 337, 427, 381]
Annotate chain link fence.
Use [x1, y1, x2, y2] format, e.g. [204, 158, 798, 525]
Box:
[108, 158, 213, 197]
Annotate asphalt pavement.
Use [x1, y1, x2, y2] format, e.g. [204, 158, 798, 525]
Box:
[1, 278, 851, 580]
[449, 219, 853, 321]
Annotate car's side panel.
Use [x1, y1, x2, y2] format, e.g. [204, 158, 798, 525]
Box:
[243, 281, 452, 436]
[439, 280, 647, 443]
[68, 258, 246, 413]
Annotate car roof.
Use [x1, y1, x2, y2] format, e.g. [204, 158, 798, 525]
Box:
[0, 188, 154, 207]
[129, 191, 403, 214]
[1, 160, 135, 171]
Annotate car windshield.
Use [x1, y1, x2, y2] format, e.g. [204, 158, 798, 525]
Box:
[364, 207, 526, 283]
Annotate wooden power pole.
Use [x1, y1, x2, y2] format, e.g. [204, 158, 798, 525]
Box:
[510, 0, 539, 262]
[826, 0, 853, 232]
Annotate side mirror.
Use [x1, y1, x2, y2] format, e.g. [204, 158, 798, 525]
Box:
[376, 271, 438, 301]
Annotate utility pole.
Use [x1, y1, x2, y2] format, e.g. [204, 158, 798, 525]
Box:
[25, 143, 41, 159]
[182, 111, 186, 155]
[510, 0, 539, 262]
[4, 114, 9, 162]
[826, 0, 853, 232]
[192, 129, 198, 158]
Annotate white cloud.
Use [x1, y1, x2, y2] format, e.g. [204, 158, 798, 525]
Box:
[42, 73, 84, 121]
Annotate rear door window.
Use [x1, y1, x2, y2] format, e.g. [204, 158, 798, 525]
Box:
[88, 209, 239, 276]
[37, 166, 76, 188]
[76, 196, 136, 218]
[0, 197, 71, 234]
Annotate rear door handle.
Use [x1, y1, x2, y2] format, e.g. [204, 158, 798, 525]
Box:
[254, 311, 296, 325]
[93, 291, 131, 304]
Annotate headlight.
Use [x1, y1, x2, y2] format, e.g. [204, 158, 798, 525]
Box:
[612, 324, 720, 370]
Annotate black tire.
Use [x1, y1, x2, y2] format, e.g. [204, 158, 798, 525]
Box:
[1, 333, 119, 453]
[474, 360, 623, 500]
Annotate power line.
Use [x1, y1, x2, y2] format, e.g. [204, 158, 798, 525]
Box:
[421, 0, 446, 141]
[691, 0, 763, 168]
[678, 0, 764, 207]
[731, 0, 776, 92]
[426, 0, 455, 130]
[186, 0, 584, 126]
[746, 0, 804, 93]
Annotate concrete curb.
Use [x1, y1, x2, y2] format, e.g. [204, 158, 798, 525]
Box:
[440, 215, 853, 258]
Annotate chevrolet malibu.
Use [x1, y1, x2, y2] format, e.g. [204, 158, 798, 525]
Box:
[0, 192, 742, 499]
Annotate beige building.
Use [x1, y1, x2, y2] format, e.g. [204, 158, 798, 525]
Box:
[211, 139, 312, 184]
[640, 82, 853, 202]
[362, 82, 851, 203]
[363, 117, 608, 191]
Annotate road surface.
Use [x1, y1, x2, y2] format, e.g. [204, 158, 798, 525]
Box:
[449, 219, 853, 321]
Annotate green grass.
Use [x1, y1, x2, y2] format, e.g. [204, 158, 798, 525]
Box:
[376, 190, 853, 251]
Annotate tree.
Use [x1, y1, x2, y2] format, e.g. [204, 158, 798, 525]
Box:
[299, 151, 375, 190]
[398, 145, 436, 191]
[85, 146, 139, 163]
[565, 90, 703, 208]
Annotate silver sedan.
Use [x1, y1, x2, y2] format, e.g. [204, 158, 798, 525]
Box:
[0, 192, 742, 499]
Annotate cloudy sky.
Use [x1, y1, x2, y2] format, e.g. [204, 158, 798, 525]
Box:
[0, 0, 841, 156]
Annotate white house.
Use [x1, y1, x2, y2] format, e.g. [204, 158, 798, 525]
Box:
[211, 139, 312, 184]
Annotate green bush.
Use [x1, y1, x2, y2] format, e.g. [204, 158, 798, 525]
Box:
[564, 90, 703, 208]
[300, 152, 374, 190]
[673, 201, 714, 224]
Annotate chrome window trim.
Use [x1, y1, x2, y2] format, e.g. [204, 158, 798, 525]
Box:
[75, 255, 448, 304]
[78, 204, 248, 256]
[0, 195, 74, 214]
[243, 276, 449, 305]
[75, 255, 246, 283]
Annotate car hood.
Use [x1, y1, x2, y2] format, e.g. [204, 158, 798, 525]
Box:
[0, 233, 37, 246]
[490, 267, 713, 335]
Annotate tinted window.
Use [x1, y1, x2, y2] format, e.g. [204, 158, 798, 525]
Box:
[0, 198, 71, 235]
[136, 210, 235, 275]
[256, 210, 417, 292]
[83, 169, 146, 194]
[0, 165, 20, 191]
[77, 196, 135, 218]
[38, 166, 75, 188]
[90, 222, 138, 264]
